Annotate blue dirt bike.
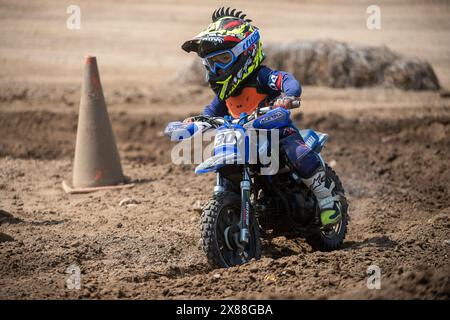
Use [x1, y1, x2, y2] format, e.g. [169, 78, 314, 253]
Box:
[164, 102, 348, 268]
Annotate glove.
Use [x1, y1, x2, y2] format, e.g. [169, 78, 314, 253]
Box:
[273, 96, 300, 109]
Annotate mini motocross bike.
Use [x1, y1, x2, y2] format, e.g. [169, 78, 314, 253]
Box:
[164, 102, 348, 268]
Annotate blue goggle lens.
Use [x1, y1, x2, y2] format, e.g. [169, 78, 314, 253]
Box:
[203, 51, 234, 74]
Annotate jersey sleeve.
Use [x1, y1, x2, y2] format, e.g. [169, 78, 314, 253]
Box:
[258, 66, 302, 97]
[203, 95, 229, 117]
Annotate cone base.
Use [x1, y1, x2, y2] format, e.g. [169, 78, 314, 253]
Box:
[62, 180, 134, 194]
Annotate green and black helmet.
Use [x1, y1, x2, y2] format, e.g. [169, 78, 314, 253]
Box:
[182, 7, 265, 100]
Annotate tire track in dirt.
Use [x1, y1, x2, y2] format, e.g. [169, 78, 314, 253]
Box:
[0, 106, 449, 299]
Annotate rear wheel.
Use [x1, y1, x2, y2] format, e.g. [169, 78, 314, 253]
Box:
[201, 192, 261, 268]
[306, 164, 349, 251]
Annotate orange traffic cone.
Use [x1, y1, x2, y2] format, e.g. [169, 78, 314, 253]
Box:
[62, 56, 133, 194]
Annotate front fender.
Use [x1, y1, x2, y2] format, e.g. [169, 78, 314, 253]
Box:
[195, 153, 242, 174]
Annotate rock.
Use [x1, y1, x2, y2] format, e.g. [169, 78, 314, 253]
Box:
[0, 209, 14, 223]
[0, 232, 14, 243]
[192, 200, 205, 213]
[224, 289, 233, 296]
[386, 152, 398, 162]
[285, 269, 296, 276]
[377, 167, 389, 176]
[264, 274, 277, 283]
[330, 261, 340, 271]
[249, 266, 258, 273]
[440, 90, 450, 98]
[397, 266, 404, 275]
[71, 241, 81, 248]
[118, 198, 140, 207]
[100, 289, 110, 296]
[211, 274, 220, 283]
[177, 40, 440, 91]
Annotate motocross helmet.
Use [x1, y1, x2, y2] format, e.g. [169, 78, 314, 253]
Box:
[182, 7, 265, 100]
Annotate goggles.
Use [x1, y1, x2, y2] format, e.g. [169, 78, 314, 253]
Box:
[202, 30, 260, 75]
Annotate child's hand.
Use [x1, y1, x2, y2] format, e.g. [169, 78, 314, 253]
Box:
[273, 96, 300, 109]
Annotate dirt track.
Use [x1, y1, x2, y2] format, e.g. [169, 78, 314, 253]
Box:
[1, 96, 449, 299]
[1, 0, 450, 299]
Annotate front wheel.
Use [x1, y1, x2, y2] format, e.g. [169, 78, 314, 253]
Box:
[201, 192, 261, 268]
[306, 164, 349, 251]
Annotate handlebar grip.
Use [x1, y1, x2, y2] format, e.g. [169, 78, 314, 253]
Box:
[291, 100, 301, 109]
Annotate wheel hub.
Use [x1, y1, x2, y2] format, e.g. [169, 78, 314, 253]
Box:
[223, 225, 241, 251]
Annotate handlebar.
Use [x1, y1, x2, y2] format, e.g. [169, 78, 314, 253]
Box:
[190, 100, 301, 126]
[248, 100, 300, 122]
[256, 99, 300, 114]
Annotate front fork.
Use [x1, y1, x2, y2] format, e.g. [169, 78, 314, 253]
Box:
[239, 166, 251, 244]
[214, 168, 251, 245]
[214, 172, 225, 194]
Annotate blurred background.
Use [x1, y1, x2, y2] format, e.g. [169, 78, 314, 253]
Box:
[1, 0, 449, 88]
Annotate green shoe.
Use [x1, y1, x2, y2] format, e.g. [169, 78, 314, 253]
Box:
[320, 205, 342, 228]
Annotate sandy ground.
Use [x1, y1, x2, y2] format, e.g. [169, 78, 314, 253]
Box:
[0, 0, 450, 299]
